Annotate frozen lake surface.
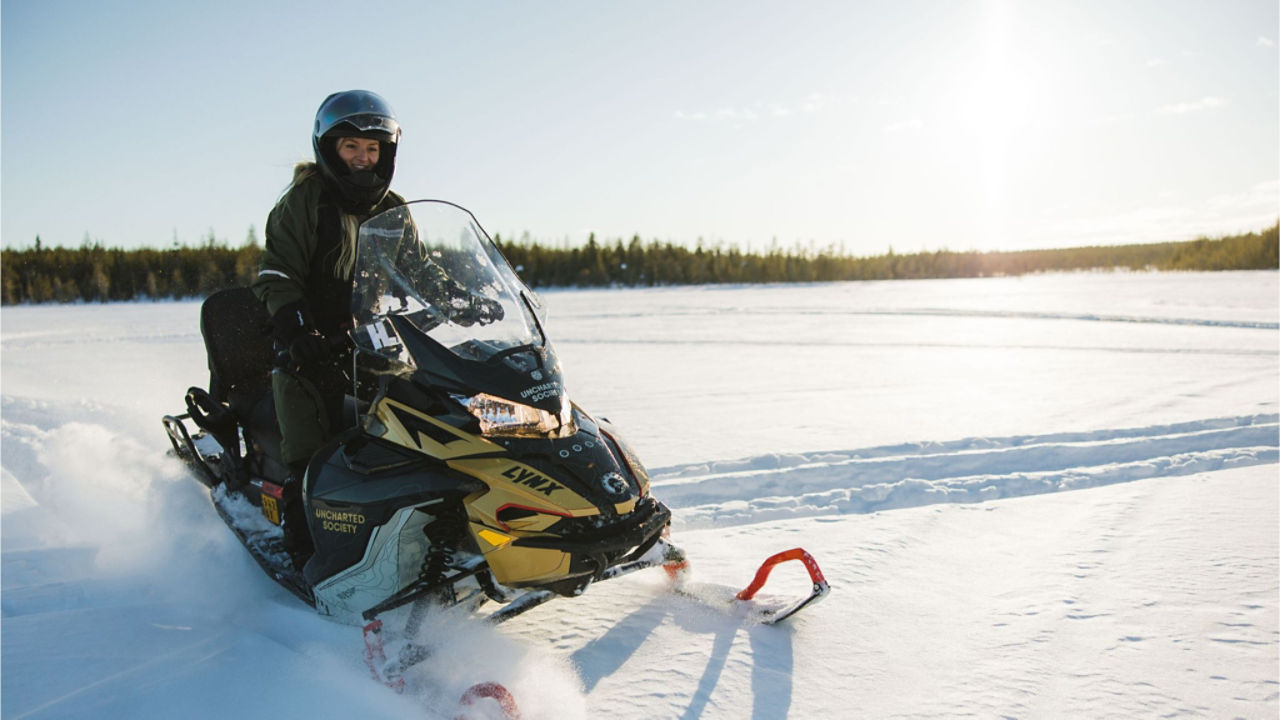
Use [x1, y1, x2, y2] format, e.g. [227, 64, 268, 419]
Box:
[2, 271, 1277, 718]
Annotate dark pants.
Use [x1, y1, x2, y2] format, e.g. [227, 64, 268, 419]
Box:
[271, 354, 347, 566]
[270, 354, 348, 468]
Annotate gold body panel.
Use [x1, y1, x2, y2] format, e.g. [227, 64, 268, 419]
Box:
[370, 396, 606, 587]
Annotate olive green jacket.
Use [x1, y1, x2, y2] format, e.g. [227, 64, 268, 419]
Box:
[252, 171, 403, 322]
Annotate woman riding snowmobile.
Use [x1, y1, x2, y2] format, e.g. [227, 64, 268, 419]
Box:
[161, 98, 828, 686]
[251, 90, 497, 566]
[162, 198, 827, 703]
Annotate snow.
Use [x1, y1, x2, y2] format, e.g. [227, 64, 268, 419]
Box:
[2, 270, 1277, 718]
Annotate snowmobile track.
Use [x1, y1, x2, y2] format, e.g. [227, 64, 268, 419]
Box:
[652, 414, 1280, 529]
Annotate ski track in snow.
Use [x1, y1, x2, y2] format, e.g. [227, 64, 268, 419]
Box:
[7, 389, 1274, 545]
[7, 389, 1273, 550]
[558, 335, 1276, 357]
[651, 414, 1280, 529]
[552, 304, 1280, 330]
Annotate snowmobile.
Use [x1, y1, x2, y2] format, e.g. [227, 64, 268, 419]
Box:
[163, 199, 828, 696]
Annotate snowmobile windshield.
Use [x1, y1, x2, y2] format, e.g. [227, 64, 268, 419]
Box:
[349, 200, 543, 367]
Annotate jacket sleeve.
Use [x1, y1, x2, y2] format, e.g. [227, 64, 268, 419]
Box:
[252, 184, 317, 318]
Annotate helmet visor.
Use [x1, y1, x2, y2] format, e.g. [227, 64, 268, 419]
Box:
[328, 113, 400, 140]
[314, 91, 401, 142]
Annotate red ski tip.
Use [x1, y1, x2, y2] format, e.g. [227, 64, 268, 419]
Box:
[362, 619, 405, 692]
[736, 547, 828, 602]
[456, 681, 522, 720]
[663, 559, 690, 584]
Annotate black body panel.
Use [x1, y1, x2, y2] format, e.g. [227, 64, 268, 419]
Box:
[302, 431, 484, 586]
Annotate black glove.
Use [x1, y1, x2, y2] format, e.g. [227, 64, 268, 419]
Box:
[448, 294, 505, 326]
[288, 332, 329, 366]
[471, 295, 505, 325]
[272, 300, 330, 366]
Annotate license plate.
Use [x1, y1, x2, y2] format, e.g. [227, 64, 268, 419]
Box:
[262, 495, 281, 525]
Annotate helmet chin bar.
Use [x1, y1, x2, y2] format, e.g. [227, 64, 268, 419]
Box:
[345, 169, 384, 186]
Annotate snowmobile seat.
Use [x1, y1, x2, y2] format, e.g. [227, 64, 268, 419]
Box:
[199, 287, 274, 416]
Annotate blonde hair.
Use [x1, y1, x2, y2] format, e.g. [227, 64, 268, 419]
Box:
[288, 161, 359, 280]
[336, 214, 360, 279]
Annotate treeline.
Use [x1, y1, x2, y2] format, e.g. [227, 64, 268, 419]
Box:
[2, 223, 1276, 304]
[494, 222, 1278, 286]
[2, 234, 262, 305]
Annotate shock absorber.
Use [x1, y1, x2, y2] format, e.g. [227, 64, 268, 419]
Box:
[418, 510, 466, 594]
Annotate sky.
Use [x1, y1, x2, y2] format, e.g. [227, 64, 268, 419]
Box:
[2, 0, 1277, 255]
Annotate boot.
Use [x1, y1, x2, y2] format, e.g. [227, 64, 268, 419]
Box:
[281, 461, 314, 571]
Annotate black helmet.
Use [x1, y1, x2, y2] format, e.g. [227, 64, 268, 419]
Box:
[312, 90, 401, 213]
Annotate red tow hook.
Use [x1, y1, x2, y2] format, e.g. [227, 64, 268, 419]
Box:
[735, 548, 828, 602]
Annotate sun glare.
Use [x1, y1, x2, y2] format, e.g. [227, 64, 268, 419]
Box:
[938, 0, 1059, 248]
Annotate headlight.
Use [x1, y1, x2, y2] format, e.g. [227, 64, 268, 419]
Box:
[600, 426, 651, 497]
[454, 392, 577, 438]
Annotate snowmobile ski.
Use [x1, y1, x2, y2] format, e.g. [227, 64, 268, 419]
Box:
[363, 617, 523, 720]
[665, 546, 829, 625]
[731, 547, 830, 624]
[455, 682, 522, 720]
